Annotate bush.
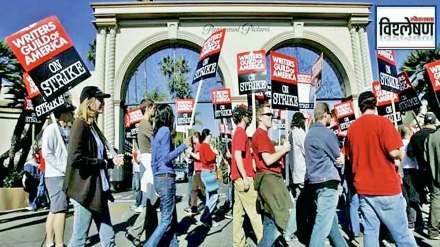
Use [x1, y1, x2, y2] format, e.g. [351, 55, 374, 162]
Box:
[3, 169, 23, 188]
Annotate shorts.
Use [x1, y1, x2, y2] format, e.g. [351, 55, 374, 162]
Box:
[45, 176, 69, 213]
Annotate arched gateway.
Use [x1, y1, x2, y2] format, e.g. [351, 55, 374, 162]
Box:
[91, 1, 373, 180]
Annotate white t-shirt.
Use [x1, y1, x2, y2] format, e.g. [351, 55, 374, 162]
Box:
[42, 123, 68, 177]
[291, 127, 307, 184]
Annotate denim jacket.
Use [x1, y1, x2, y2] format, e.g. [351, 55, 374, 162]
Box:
[151, 126, 187, 175]
[304, 122, 341, 184]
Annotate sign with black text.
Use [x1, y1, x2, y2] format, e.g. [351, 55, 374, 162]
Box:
[176, 99, 194, 132]
[270, 51, 299, 110]
[28, 47, 91, 101]
[237, 50, 268, 95]
[32, 94, 66, 118]
[377, 50, 400, 93]
[333, 101, 355, 131]
[193, 29, 225, 84]
[372, 80, 399, 107]
[398, 72, 421, 112]
[23, 97, 42, 124]
[211, 88, 232, 119]
[377, 104, 403, 125]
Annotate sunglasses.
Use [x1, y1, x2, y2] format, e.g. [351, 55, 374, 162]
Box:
[262, 113, 273, 117]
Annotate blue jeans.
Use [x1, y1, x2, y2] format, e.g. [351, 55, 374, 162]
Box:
[258, 214, 281, 247]
[359, 193, 417, 247]
[132, 172, 142, 207]
[144, 175, 178, 247]
[200, 170, 219, 225]
[69, 200, 115, 247]
[350, 193, 361, 237]
[309, 187, 348, 247]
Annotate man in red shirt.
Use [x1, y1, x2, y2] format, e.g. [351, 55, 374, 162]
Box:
[231, 104, 263, 247]
[345, 91, 417, 247]
[252, 105, 294, 247]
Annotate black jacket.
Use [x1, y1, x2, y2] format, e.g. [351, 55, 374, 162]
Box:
[63, 118, 114, 214]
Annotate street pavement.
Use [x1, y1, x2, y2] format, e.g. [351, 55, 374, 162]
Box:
[0, 180, 439, 247]
[0, 180, 232, 247]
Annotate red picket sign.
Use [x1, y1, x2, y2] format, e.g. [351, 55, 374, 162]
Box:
[5, 16, 73, 71]
[176, 99, 195, 113]
[124, 108, 143, 128]
[199, 29, 226, 61]
[425, 60, 440, 92]
[334, 101, 355, 119]
[211, 88, 232, 105]
[237, 50, 266, 75]
[376, 50, 396, 66]
[270, 51, 299, 85]
[23, 73, 41, 98]
[372, 80, 399, 107]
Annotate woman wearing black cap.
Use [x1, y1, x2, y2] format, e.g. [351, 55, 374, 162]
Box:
[64, 86, 124, 247]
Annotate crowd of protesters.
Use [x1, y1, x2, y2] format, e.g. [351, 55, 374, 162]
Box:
[22, 86, 440, 247]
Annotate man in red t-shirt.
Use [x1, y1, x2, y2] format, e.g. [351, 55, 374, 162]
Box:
[231, 104, 263, 246]
[345, 91, 417, 247]
[251, 105, 295, 246]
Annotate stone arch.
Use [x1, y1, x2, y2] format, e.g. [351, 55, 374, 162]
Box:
[113, 30, 232, 103]
[262, 30, 356, 97]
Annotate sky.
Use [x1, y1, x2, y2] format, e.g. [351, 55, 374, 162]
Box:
[1, 0, 439, 138]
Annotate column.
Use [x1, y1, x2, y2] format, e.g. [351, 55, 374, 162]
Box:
[95, 28, 107, 131]
[350, 25, 363, 96]
[104, 27, 116, 145]
[359, 26, 373, 89]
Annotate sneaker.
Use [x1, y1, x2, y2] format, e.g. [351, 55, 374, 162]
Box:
[429, 235, 440, 240]
[212, 220, 220, 227]
[125, 232, 141, 247]
[134, 206, 144, 214]
[224, 212, 232, 219]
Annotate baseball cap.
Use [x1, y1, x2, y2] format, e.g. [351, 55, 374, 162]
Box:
[358, 91, 376, 107]
[53, 102, 76, 118]
[424, 112, 437, 125]
[80, 86, 110, 103]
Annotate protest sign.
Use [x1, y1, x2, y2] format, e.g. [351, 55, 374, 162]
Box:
[28, 47, 91, 101]
[23, 97, 42, 124]
[377, 50, 400, 93]
[193, 29, 225, 83]
[211, 88, 232, 119]
[23, 73, 41, 99]
[5, 16, 73, 72]
[333, 101, 356, 131]
[237, 49, 268, 95]
[397, 72, 421, 112]
[270, 51, 299, 110]
[426, 60, 440, 93]
[176, 99, 195, 133]
[372, 80, 402, 125]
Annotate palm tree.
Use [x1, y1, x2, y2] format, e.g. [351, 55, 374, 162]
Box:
[87, 39, 96, 66]
[0, 41, 45, 185]
[400, 48, 440, 117]
[144, 87, 168, 103]
[159, 55, 192, 99]
[400, 48, 440, 92]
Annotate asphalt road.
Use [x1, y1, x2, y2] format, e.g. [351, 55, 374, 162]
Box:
[1, 180, 439, 247]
